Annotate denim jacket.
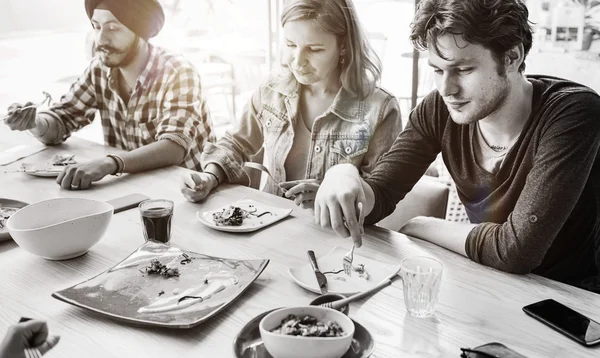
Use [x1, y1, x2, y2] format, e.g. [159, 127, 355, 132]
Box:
[201, 74, 402, 195]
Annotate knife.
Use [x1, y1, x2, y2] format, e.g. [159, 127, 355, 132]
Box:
[307, 250, 328, 294]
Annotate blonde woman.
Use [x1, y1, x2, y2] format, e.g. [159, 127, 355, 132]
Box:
[181, 0, 402, 210]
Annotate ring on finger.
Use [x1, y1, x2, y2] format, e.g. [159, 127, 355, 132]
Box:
[70, 184, 80, 190]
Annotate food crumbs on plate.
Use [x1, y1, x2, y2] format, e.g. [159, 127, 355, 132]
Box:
[333, 276, 347, 282]
[204, 278, 209, 284]
[146, 259, 180, 278]
[173, 288, 180, 295]
[158, 290, 165, 296]
[0, 207, 18, 229]
[353, 264, 370, 280]
[180, 253, 192, 265]
[212, 206, 249, 226]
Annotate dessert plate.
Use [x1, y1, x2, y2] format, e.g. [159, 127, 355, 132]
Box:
[197, 199, 292, 233]
[288, 246, 399, 295]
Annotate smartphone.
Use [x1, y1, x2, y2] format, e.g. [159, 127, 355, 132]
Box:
[523, 299, 600, 346]
[106, 193, 150, 214]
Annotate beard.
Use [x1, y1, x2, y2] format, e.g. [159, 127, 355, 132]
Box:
[96, 36, 139, 68]
[447, 76, 510, 125]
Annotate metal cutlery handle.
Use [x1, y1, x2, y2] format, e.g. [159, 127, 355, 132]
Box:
[326, 277, 394, 310]
[307, 250, 320, 272]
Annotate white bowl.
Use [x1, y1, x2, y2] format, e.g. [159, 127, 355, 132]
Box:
[7, 198, 113, 260]
[259, 306, 355, 358]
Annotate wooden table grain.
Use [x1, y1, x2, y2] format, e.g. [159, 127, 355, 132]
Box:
[1, 126, 599, 358]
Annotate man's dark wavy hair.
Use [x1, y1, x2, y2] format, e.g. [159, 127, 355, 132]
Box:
[410, 0, 533, 73]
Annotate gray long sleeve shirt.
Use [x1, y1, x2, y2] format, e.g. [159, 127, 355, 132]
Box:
[365, 76, 600, 291]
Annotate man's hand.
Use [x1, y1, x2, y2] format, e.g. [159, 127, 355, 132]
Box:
[56, 157, 117, 190]
[4, 102, 37, 131]
[314, 164, 366, 247]
[280, 179, 321, 209]
[0, 320, 60, 358]
[180, 172, 219, 202]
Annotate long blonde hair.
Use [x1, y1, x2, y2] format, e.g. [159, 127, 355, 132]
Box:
[280, 0, 382, 99]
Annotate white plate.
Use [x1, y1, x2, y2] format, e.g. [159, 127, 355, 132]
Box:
[21, 163, 64, 177]
[288, 246, 399, 295]
[196, 199, 293, 233]
[0, 198, 29, 242]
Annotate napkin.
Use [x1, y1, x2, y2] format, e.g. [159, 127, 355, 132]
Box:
[0, 144, 47, 166]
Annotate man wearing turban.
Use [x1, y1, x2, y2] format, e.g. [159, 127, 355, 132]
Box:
[4, 0, 215, 191]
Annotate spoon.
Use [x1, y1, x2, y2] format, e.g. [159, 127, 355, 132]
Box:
[311, 266, 401, 311]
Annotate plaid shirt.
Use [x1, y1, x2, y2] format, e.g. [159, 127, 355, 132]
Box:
[39, 44, 215, 171]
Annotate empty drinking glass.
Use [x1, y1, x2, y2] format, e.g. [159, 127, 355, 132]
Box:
[400, 256, 443, 318]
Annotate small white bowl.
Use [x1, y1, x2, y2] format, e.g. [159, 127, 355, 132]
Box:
[259, 306, 355, 358]
[7, 197, 113, 260]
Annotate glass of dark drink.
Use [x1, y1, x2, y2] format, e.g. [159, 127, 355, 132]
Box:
[139, 199, 174, 244]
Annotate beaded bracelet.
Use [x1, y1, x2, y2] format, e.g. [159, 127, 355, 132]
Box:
[106, 154, 124, 176]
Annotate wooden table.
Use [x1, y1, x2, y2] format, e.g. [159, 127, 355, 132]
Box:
[1, 126, 599, 358]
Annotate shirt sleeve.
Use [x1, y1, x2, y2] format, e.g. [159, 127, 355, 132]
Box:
[364, 92, 444, 225]
[155, 66, 212, 154]
[465, 92, 600, 274]
[359, 95, 403, 176]
[37, 62, 100, 144]
[200, 88, 266, 184]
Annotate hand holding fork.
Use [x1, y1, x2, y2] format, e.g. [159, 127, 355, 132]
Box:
[2, 92, 52, 131]
[0, 319, 60, 358]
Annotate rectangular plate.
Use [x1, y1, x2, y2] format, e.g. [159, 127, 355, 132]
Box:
[52, 241, 269, 328]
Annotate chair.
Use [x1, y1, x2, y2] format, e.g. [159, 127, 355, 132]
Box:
[367, 32, 389, 62]
[396, 51, 435, 118]
[201, 52, 268, 126]
[433, 156, 471, 223]
[375, 176, 450, 232]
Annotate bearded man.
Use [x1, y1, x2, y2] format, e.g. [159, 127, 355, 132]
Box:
[4, 0, 215, 190]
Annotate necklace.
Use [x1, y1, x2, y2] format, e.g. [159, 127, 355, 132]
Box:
[477, 123, 510, 153]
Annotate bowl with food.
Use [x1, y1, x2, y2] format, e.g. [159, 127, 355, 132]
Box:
[7, 197, 113, 260]
[259, 306, 355, 358]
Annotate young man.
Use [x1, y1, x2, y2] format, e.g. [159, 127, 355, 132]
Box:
[315, 0, 600, 293]
[4, 0, 215, 190]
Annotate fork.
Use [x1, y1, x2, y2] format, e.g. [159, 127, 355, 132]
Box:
[342, 202, 364, 276]
[243, 162, 287, 193]
[342, 245, 355, 276]
[24, 347, 42, 358]
[1, 91, 52, 121]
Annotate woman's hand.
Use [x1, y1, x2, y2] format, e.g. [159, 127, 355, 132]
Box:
[0, 320, 60, 358]
[280, 179, 321, 209]
[180, 172, 219, 202]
